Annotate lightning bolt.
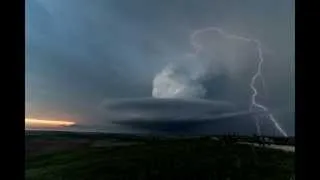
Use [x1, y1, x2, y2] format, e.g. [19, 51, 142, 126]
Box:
[190, 27, 288, 137]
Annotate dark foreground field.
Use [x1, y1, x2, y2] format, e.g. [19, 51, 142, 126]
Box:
[26, 131, 294, 180]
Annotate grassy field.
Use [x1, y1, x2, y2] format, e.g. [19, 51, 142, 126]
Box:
[25, 131, 294, 180]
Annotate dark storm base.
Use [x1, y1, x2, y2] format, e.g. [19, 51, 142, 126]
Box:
[25, 130, 294, 180]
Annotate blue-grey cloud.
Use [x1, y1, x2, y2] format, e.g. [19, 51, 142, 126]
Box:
[97, 98, 277, 135]
[102, 98, 236, 120]
[26, 0, 294, 135]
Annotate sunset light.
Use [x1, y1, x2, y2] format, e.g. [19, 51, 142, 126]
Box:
[25, 118, 76, 128]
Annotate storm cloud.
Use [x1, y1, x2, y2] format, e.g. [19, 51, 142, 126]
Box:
[97, 98, 277, 135]
[26, 0, 294, 135]
[101, 98, 236, 120]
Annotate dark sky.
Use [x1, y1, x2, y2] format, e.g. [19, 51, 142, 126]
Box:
[26, 0, 294, 135]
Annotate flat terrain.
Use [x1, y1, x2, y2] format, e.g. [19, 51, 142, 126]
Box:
[26, 131, 294, 180]
[237, 142, 294, 152]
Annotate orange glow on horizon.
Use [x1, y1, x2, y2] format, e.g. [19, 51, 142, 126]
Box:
[25, 118, 76, 128]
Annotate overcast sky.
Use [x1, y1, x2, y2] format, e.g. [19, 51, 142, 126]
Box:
[26, 0, 294, 135]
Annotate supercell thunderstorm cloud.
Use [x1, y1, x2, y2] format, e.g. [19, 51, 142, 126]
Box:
[152, 28, 236, 99]
[26, 0, 294, 136]
[152, 26, 288, 136]
[152, 59, 208, 98]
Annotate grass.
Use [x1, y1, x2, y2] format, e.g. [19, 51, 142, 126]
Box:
[26, 134, 294, 180]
